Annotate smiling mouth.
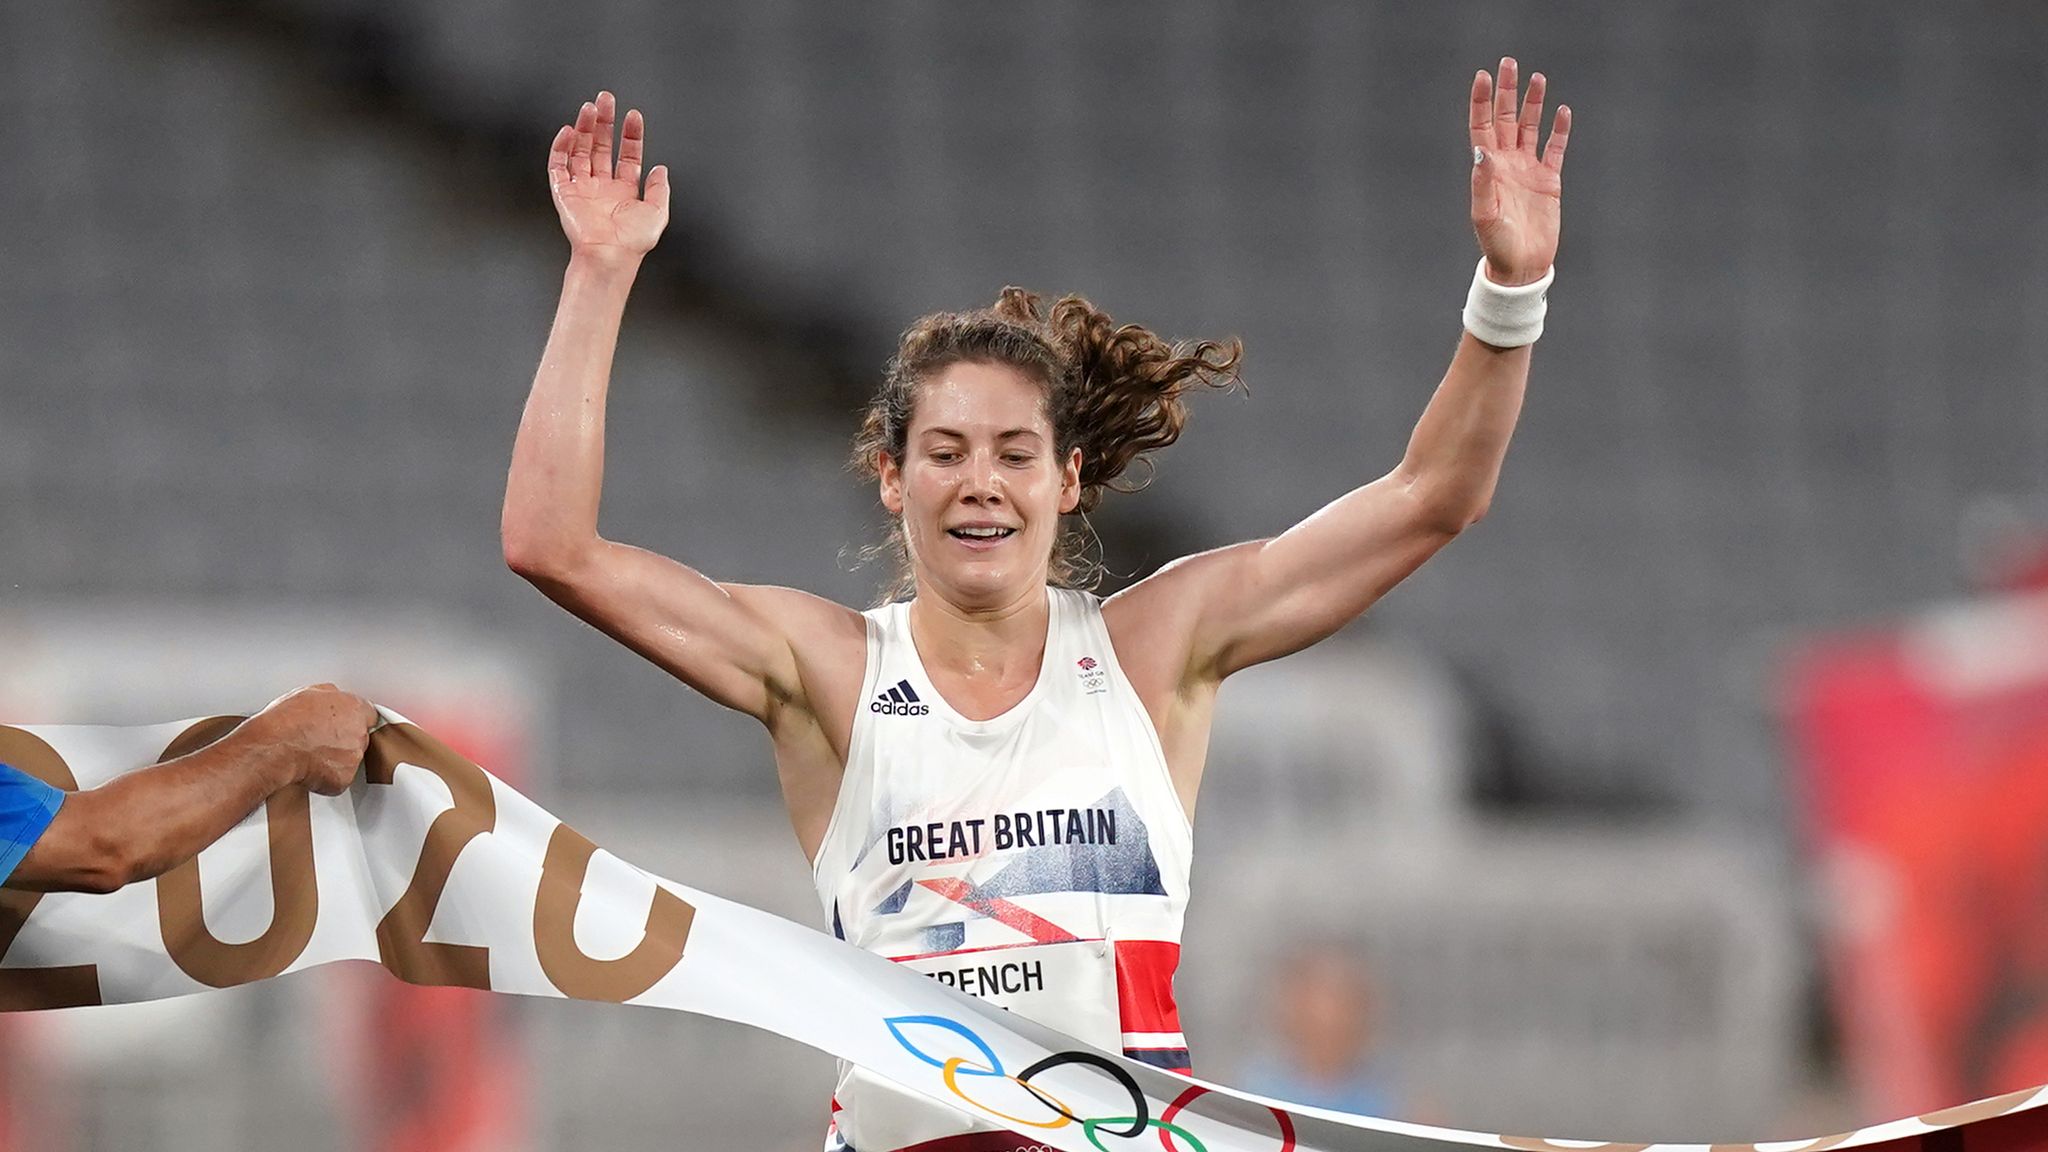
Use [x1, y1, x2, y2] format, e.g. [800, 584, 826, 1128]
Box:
[948, 527, 1017, 541]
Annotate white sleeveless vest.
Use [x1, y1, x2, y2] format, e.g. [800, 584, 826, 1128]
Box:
[812, 587, 1195, 1151]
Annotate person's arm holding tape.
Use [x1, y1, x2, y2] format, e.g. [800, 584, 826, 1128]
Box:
[0, 684, 378, 893]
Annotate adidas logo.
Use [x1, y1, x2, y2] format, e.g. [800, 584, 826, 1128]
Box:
[870, 679, 931, 716]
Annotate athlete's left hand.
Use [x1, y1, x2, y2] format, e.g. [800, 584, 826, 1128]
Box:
[1469, 57, 1569, 287]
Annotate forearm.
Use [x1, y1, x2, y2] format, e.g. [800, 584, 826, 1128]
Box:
[21, 720, 298, 893]
[1393, 50, 1563, 530]
[1394, 331, 1532, 530]
[502, 253, 643, 569]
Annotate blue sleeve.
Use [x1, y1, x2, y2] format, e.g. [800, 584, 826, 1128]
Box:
[0, 763, 64, 887]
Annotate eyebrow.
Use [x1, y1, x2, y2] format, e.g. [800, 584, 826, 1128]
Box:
[919, 427, 1044, 443]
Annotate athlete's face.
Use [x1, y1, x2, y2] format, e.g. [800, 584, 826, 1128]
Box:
[878, 361, 1082, 606]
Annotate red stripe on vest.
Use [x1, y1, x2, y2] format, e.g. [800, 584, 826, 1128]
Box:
[1113, 939, 1183, 1035]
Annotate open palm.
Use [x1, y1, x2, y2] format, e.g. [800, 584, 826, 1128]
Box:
[547, 91, 670, 259]
[1470, 58, 1569, 287]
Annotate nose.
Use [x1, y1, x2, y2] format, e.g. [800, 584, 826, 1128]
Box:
[960, 449, 1004, 506]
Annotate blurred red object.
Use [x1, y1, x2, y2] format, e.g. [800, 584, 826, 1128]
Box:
[1995, 541, 2048, 594]
[1790, 591, 2048, 1116]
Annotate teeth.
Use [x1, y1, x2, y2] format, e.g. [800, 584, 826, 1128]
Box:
[954, 527, 1012, 538]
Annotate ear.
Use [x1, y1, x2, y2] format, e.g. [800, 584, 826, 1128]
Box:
[1057, 446, 1082, 515]
[878, 450, 905, 516]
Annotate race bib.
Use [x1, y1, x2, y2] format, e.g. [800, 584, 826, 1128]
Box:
[837, 939, 1120, 1150]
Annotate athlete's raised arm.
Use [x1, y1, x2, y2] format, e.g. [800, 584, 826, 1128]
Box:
[502, 92, 853, 730]
[1116, 58, 1570, 687]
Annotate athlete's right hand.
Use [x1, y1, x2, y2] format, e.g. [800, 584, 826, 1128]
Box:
[548, 90, 670, 262]
[253, 684, 381, 796]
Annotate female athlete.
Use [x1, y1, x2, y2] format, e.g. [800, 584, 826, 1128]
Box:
[503, 59, 1568, 1152]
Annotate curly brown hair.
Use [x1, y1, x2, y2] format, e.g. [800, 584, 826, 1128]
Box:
[852, 287, 1242, 600]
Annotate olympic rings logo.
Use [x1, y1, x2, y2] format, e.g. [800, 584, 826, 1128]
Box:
[883, 1015, 1297, 1152]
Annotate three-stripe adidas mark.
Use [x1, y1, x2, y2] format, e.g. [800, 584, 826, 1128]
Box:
[870, 679, 930, 716]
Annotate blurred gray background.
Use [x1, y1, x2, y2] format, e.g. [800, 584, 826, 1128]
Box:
[2, 1, 2044, 1149]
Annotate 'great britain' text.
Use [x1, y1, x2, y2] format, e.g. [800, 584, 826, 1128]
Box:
[885, 808, 1118, 866]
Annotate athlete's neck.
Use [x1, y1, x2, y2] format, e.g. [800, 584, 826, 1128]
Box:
[906, 584, 1050, 687]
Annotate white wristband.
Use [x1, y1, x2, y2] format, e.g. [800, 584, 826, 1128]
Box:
[1461, 258, 1553, 348]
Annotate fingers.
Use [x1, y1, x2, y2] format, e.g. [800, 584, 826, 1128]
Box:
[571, 100, 596, 179]
[547, 124, 574, 187]
[646, 164, 671, 215]
[591, 91, 616, 179]
[1543, 103, 1572, 171]
[1472, 58, 1565, 169]
[1493, 57, 1518, 151]
[1468, 69, 1493, 153]
[617, 107, 645, 190]
[1517, 72, 1546, 153]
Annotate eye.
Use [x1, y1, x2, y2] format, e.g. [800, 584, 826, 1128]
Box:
[1002, 453, 1034, 466]
[929, 450, 961, 464]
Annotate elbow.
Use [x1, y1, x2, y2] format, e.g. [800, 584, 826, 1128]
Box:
[70, 864, 131, 897]
[31, 791, 177, 895]
[20, 799, 141, 894]
[77, 827, 151, 894]
[501, 534, 552, 581]
[36, 829, 145, 895]
[501, 525, 590, 587]
[1410, 491, 1489, 537]
[1403, 472, 1493, 535]
[499, 512, 551, 576]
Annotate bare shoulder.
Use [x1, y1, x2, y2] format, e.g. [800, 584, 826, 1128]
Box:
[1101, 540, 1264, 694]
[1101, 543, 1268, 818]
[719, 583, 866, 637]
[719, 583, 868, 665]
[718, 583, 869, 718]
